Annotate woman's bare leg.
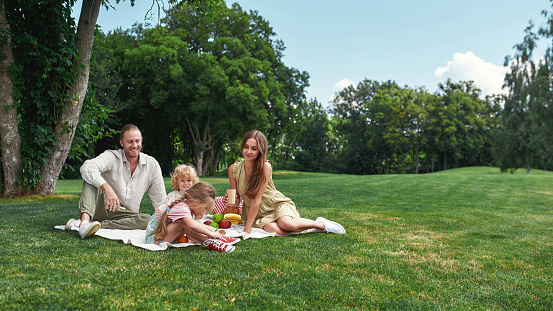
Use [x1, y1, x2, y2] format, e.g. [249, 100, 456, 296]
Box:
[262, 221, 288, 235]
[262, 216, 325, 235]
[277, 216, 324, 233]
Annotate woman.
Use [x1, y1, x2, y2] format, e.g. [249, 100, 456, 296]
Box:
[227, 130, 345, 235]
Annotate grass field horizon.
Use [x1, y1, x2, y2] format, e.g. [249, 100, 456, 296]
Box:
[1, 166, 552, 310]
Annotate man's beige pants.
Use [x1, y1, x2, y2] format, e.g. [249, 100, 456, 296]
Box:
[78, 182, 150, 229]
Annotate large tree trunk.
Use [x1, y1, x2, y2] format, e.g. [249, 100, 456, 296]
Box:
[210, 141, 223, 176]
[0, 3, 21, 197]
[202, 145, 213, 176]
[186, 114, 214, 176]
[202, 140, 223, 176]
[195, 150, 204, 176]
[36, 0, 101, 195]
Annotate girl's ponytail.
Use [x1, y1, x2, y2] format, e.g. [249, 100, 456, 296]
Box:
[153, 198, 184, 244]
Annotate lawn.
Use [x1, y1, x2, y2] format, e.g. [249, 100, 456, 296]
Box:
[0, 167, 552, 310]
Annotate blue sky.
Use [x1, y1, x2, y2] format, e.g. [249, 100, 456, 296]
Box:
[73, 0, 550, 106]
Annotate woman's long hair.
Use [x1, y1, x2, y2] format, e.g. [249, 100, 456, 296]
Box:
[154, 182, 215, 244]
[243, 130, 268, 199]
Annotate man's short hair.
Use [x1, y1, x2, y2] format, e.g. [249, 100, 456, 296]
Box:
[120, 124, 141, 140]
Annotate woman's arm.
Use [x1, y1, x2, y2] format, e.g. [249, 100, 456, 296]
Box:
[243, 162, 272, 234]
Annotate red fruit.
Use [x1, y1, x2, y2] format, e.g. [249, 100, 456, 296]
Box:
[204, 220, 212, 225]
[219, 219, 232, 229]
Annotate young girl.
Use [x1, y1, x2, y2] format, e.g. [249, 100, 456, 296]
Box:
[166, 164, 200, 203]
[145, 182, 239, 253]
[167, 163, 243, 215]
[226, 130, 346, 236]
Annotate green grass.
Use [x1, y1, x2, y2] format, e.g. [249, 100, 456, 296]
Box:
[1, 167, 552, 310]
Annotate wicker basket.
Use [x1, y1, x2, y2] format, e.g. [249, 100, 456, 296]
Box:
[222, 205, 240, 216]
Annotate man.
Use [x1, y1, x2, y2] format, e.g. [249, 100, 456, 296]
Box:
[65, 124, 167, 239]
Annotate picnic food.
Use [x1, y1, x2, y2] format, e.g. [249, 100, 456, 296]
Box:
[219, 219, 232, 229]
[204, 220, 212, 225]
[176, 235, 188, 243]
[209, 222, 219, 229]
[213, 213, 223, 223]
[223, 213, 242, 225]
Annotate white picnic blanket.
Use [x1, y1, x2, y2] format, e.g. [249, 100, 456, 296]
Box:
[55, 217, 277, 251]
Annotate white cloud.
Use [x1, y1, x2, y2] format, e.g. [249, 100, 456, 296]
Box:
[434, 51, 508, 96]
[334, 79, 355, 89]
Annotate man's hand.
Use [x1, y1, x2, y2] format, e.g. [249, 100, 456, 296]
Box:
[100, 183, 120, 212]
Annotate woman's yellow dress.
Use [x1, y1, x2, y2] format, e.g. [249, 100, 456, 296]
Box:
[232, 160, 301, 228]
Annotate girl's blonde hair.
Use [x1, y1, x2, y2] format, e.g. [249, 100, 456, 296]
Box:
[154, 182, 216, 244]
[242, 130, 269, 199]
[170, 164, 199, 191]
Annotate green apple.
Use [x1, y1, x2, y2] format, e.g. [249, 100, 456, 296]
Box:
[213, 213, 223, 223]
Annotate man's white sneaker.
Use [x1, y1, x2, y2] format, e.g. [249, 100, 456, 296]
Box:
[318, 217, 346, 234]
[79, 221, 101, 239]
[65, 218, 81, 231]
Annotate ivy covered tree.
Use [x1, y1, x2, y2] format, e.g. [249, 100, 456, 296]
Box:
[0, 0, 218, 197]
[0, 0, 102, 196]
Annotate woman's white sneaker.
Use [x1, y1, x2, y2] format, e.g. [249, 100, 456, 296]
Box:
[318, 217, 346, 234]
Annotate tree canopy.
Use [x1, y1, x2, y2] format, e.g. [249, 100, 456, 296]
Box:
[3, 1, 553, 198]
[89, 1, 309, 176]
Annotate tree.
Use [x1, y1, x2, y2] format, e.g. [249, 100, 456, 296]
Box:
[266, 65, 310, 169]
[108, 2, 303, 176]
[496, 0, 553, 173]
[0, 0, 98, 196]
[292, 99, 334, 172]
[377, 86, 422, 174]
[497, 23, 541, 173]
[0, 0, 102, 196]
[438, 80, 492, 169]
[0, 0, 209, 197]
[422, 92, 447, 172]
[37, 0, 102, 194]
[329, 77, 498, 175]
[167, 2, 292, 175]
[0, 1, 21, 196]
[331, 80, 380, 174]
